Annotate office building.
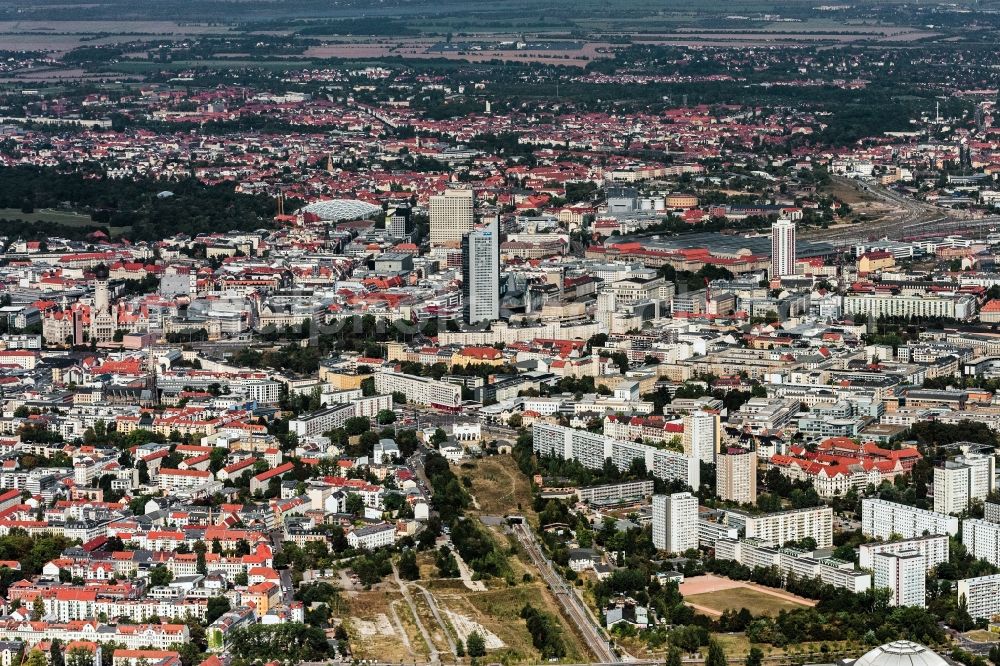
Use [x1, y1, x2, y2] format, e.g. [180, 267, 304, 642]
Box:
[388, 205, 412, 240]
[682, 410, 720, 464]
[861, 498, 959, 540]
[873, 550, 926, 607]
[462, 218, 500, 325]
[429, 188, 474, 247]
[771, 218, 796, 278]
[716, 449, 757, 505]
[652, 492, 698, 554]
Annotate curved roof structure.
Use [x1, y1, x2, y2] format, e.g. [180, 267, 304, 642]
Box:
[301, 199, 381, 222]
[853, 641, 948, 666]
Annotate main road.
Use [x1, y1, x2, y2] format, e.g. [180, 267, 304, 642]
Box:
[511, 521, 620, 664]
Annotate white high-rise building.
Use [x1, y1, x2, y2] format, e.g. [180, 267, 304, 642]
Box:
[531, 423, 700, 489]
[934, 461, 972, 515]
[682, 411, 719, 464]
[986, 500, 1000, 524]
[956, 452, 996, 502]
[462, 218, 500, 325]
[429, 188, 474, 247]
[962, 518, 1000, 567]
[958, 574, 1000, 621]
[771, 217, 796, 278]
[859, 534, 949, 572]
[726, 506, 834, 548]
[861, 498, 959, 539]
[652, 492, 698, 554]
[873, 550, 926, 607]
[716, 449, 757, 505]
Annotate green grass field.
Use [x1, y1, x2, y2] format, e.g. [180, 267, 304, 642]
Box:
[686, 587, 809, 617]
[0, 208, 132, 237]
[0, 207, 96, 226]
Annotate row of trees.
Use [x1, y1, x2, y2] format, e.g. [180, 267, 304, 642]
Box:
[226, 623, 334, 663]
[520, 604, 566, 659]
[425, 451, 512, 581]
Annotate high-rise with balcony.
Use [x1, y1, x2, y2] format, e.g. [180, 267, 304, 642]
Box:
[717, 448, 757, 505]
[682, 410, 720, 463]
[873, 550, 926, 607]
[652, 492, 698, 554]
[771, 217, 796, 278]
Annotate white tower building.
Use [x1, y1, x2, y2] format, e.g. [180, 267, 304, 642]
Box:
[652, 492, 698, 554]
[771, 217, 797, 278]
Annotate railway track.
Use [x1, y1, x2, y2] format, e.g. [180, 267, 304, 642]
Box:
[512, 522, 620, 664]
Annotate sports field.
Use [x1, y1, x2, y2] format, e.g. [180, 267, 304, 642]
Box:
[680, 574, 814, 617]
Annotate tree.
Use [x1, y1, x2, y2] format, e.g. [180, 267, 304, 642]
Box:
[666, 646, 683, 666]
[706, 639, 727, 666]
[466, 631, 486, 658]
[746, 646, 764, 666]
[989, 644, 1000, 666]
[949, 594, 976, 631]
[344, 416, 370, 436]
[148, 564, 173, 587]
[226, 623, 334, 662]
[26, 649, 47, 666]
[234, 571, 248, 586]
[170, 641, 203, 666]
[206, 596, 231, 624]
[436, 547, 459, 578]
[50, 639, 64, 666]
[65, 648, 93, 666]
[376, 409, 395, 425]
[346, 493, 364, 516]
[33, 594, 45, 619]
[398, 550, 420, 581]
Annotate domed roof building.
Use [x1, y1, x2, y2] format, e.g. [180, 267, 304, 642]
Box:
[301, 199, 381, 222]
[852, 641, 948, 666]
